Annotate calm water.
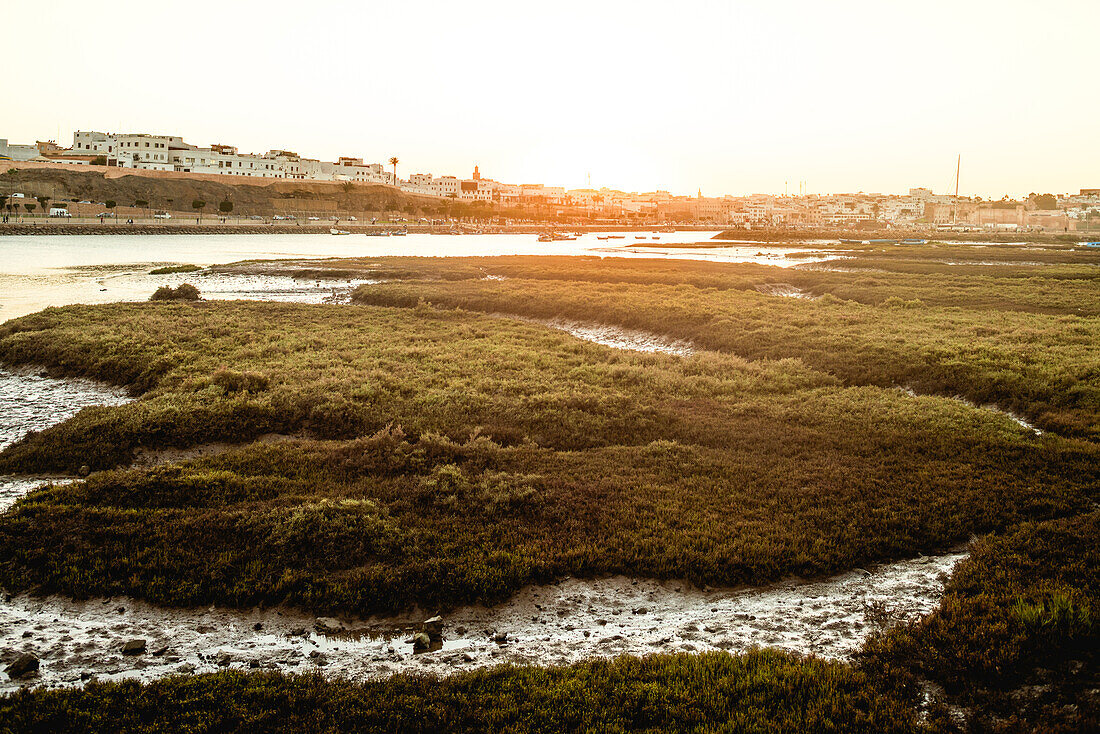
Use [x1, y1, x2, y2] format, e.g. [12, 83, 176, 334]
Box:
[0, 231, 839, 322]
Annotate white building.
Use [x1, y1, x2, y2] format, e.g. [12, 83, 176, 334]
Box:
[113, 133, 179, 171]
[0, 138, 40, 161]
[68, 130, 394, 183]
[72, 131, 115, 156]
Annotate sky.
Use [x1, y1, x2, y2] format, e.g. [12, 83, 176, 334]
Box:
[3, 0, 1097, 198]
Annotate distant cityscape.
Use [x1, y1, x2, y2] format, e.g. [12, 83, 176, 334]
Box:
[1, 131, 1098, 231]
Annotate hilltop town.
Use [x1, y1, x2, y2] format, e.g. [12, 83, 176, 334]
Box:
[2, 130, 1098, 232]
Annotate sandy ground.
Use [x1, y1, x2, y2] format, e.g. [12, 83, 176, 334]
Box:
[0, 550, 966, 693]
[494, 314, 695, 356]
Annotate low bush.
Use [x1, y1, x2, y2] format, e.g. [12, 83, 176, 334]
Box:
[149, 283, 201, 301]
[860, 511, 1100, 732]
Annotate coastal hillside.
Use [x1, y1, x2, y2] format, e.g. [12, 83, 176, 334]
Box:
[0, 167, 443, 219]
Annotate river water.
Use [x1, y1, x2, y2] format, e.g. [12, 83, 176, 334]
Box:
[0, 231, 841, 322]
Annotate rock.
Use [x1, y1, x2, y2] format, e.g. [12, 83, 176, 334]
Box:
[6, 653, 39, 678]
[116, 607, 126, 613]
[492, 632, 508, 644]
[249, 660, 260, 669]
[122, 639, 146, 655]
[461, 652, 475, 662]
[288, 627, 306, 637]
[314, 617, 345, 634]
[20, 631, 31, 639]
[633, 607, 649, 615]
[584, 631, 591, 638]
[411, 633, 432, 651]
[252, 622, 263, 631]
[422, 615, 444, 641]
[152, 646, 169, 657]
[456, 626, 468, 636]
[80, 671, 93, 681]
[216, 652, 232, 666]
[596, 619, 608, 626]
[78, 465, 90, 477]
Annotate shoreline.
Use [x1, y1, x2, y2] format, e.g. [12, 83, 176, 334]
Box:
[0, 223, 716, 237]
[1, 221, 1095, 242]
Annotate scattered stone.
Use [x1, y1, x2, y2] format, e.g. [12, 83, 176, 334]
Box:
[6, 653, 39, 678]
[420, 616, 442, 638]
[252, 623, 263, 631]
[121, 639, 146, 656]
[412, 633, 432, 651]
[314, 617, 346, 634]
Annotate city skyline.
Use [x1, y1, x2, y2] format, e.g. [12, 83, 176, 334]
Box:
[4, 0, 1098, 198]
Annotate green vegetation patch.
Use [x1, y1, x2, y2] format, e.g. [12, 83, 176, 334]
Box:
[149, 264, 202, 275]
[0, 650, 923, 733]
[0, 301, 1095, 614]
[333, 254, 1100, 438]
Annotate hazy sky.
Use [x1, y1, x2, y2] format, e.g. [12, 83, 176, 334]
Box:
[4, 0, 1096, 197]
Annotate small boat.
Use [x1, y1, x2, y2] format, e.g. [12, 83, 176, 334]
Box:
[330, 228, 350, 236]
[596, 236, 610, 240]
[538, 233, 554, 242]
[900, 239, 926, 245]
[839, 239, 863, 244]
[607, 235, 625, 239]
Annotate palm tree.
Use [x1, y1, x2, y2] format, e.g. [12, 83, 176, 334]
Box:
[389, 156, 399, 187]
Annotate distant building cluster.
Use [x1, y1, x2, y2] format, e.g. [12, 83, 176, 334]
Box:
[2, 131, 1098, 230]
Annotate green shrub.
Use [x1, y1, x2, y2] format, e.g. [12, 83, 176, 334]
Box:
[149, 283, 201, 301]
